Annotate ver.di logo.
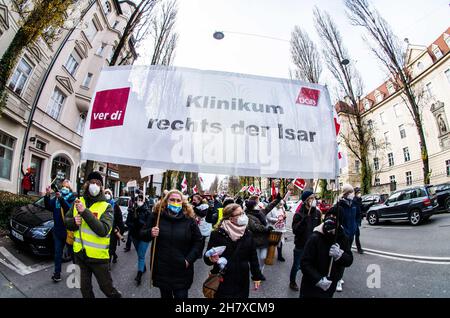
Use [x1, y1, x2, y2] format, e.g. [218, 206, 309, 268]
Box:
[90, 87, 130, 130]
[296, 87, 320, 107]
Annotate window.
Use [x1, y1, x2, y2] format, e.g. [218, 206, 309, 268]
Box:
[374, 157, 380, 171]
[99, 166, 104, 172]
[371, 137, 377, 150]
[102, 1, 112, 15]
[8, 58, 33, 95]
[64, 51, 81, 76]
[399, 124, 406, 139]
[388, 153, 394, 167]
[387, 83, 395, 94]
[393, 104, 400, 117]
[112, 20, 119, 29]
[47, 87, 66, 120]
[76, 113, 86, 136]
[447, 160, 450, 177]
[35, 140, 46, 151]
[367, 120, 374, 130]
[0, 131, 15, 180]
[445, 69, 450, 83]
[96, 43, 107, 56]
[375, 92, 383, 103]
[403, 147, 410, 162]
[364, 100, 371, 110]
[375, 178, 381, 186]
[433, 45, 443, 59]
[388, 190, 401, 203]
[406, 171, 412, 186]
[445, 34, 450, 48]
[390, 175, 396, 192]
[384, 131, 390, 145]
[82, 73, 93, 88]
[426, 82, 434, 97]
[51, 156, 71, 184]
[417, 62, 424, 71]
[380, 112, 385, 124]
[355, 160, 360, 173]
[85, 19, 98, 42]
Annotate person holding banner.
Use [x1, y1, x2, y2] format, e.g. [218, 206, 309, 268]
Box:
[44, 179, 76, 282]
[65, 172, 122, 298]
[140, 190, 203, 299]
[299, 210, 353, 298]
[204, 203, 263, 298]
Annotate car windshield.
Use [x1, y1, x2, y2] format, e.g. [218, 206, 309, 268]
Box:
[387, 191, 402, 203]
[33, 195, 54, 208]
[427, 186, 437, 195]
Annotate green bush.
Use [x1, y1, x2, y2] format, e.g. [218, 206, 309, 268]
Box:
[0, 191, 35, 230]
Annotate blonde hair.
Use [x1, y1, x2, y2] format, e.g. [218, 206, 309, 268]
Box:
[154, 189, 194, 218]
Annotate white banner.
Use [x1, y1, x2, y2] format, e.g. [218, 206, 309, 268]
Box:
[81, 65, 338, 179]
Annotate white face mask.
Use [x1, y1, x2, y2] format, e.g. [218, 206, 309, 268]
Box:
[347, 193, 355, 201]
[311, 199, 317, 208]
[137, 201, 144, 207]
[236, 214, 249, 226]
[89, 184, 100, 197]
[105, 194, 111, 201]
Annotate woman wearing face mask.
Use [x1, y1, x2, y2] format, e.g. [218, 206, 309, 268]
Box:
[45, 179, 76, 282]
[64, 172, 122, 298]
[204, 204, 263, 298]
[266, 200, 288, 262]
[299, 210, 353, 298]
[125, 191, 152, 285]
[104, 189, 125, 264]
[326, 183, 358, 292]
[139, 190, 203, 298]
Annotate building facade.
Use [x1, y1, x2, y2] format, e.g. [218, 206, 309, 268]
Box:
[0, 0, 136, 195]
[338, 27, 450, 194]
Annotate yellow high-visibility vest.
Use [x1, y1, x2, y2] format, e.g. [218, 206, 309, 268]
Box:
[214, 208, 223, 229]
[73, 197, 111, 259]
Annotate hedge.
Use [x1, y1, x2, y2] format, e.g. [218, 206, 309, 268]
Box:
[0, 191, 36, 232]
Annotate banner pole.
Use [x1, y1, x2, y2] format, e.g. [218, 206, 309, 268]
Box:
[150, 201, 163, 288]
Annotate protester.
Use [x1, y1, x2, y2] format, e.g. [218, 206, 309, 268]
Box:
[21, 167, 34, 195]
[327, 183, 357, 292]
[191, 194, 213, 251]
[204, 203, 263, 298]
[44, 179, 76, 282]
[266, 199, 287, 262]
[353, 187, 364, 254]
[126, 191, 152, 285]
[299, 211, 353, 298]
[289, 190, 322, 291]
[140, 190, 203, 298]
[104, 189, 125, 264]
[65, 171, 121, 298]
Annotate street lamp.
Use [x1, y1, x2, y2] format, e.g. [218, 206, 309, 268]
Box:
[212, 30, 289, 43]
[340, 59, 350, 66]
[213, 31, 225, 40]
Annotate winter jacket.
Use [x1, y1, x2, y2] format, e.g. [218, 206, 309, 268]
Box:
[126, 202, 152, 241]
[44, 192, 76, 240]
[300, 224, 353, 298]
[139, 209, 203, 291]
[65, 192, 114, 263]
[204, 228, 264, 298]
[247, 210, 271, 248]
[292, 203, 322, 249]
[328, 198, 358, 240]
[109, 200, 125, 235]
[353, 196, 363, 226]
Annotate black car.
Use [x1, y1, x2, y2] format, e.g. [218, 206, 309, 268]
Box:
[8, 195, 71, 260]
[361, 193, 389, 218]
[432, 183, 450, 212]
[366, 186, 438, 226]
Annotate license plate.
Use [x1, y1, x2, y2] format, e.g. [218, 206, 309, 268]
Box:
[11, 230, 24, 241]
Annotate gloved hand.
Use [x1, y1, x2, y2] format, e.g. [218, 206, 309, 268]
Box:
[316, 277, 332, 291]
[329, 243, 343, 260]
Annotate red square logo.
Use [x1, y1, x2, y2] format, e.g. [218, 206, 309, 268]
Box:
[296, 87, 320, 106]
[90, 87, 130, 130]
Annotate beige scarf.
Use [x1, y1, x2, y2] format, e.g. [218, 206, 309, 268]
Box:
[221, 220, 246, 241]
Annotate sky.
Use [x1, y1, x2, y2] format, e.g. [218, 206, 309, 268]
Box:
[138, 0, 450, 188]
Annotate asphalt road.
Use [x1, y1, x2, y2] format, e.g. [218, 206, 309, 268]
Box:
[1, 210, 450, 298]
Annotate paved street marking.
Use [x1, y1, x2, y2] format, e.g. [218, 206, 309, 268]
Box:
[0, 247, 52, 276]
[352, 246, 450, 265]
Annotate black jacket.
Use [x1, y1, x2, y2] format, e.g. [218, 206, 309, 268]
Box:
[204, 228, 263, 298]
[247, 210, 271, 248]
[126, 202, 152, 241]
[112, 203, 125, 235]
[300, 225, 353, 298]
[292, 204, 322, 249]
[140, 209, 203, 290]
[353, 196, 363, 226]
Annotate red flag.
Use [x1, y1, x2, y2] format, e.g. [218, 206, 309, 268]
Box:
[240, 185, 248, 192]
[333, 107, 341, 136]
[247, 185, 255, 195]
[181, 175, 188, 194]
[199, 176, 204, 184]
[293, 178, 306, 190]
[255, 187, 261, 195]
[271, 181, 277, 200]
[192, 185, 198, 194]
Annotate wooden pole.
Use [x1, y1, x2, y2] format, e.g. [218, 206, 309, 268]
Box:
[150, 202, 163, 287]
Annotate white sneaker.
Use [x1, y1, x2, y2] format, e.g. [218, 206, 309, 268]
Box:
[336, 280, 343, 292]
[341, 279, 344, 285]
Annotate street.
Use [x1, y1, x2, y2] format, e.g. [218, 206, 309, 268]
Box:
[1, 211, 450, 298]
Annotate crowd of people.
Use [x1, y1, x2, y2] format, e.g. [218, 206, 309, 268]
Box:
[43, 171, 364, 299]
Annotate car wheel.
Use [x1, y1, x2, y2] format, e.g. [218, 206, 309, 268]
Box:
[409, 210, 422, 226]
[445, 198, 450, 212]
[367, 211, 378, 225]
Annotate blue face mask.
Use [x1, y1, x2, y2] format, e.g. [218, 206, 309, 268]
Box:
[60, 188, 70, 195]
[168, 203, 182, 214]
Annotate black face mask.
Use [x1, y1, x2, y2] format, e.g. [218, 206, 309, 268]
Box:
[323, 217, 337, 239]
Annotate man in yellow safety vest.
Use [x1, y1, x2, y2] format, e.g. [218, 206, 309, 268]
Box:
[65, 171, 121, 298]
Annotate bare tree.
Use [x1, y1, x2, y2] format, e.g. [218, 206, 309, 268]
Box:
[344, 0, 431, 185]
[209, 176, 219, 194]
[313, 7, 374, 194]
[290, 26, 322, 84]
[228, 176, 241, 196]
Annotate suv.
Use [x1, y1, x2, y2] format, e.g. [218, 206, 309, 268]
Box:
[431, 183, 450, 212]
[361, 193, 389, 218]
[366, 186, 438, 226]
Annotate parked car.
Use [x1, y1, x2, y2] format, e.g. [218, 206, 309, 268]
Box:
[8, 195, 71, 260]
[431, 183, 450, 212]
[361, 193, 389, 217]
[366, 186, 438, 226]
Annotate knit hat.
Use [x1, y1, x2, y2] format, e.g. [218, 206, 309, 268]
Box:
[354, 187, 361, 194]
[342, 184, 354, 196]
[301, 191, 314, 202]
[87, 171, 103, 185]
[223, 198, 235, 209]
[245, 200, 258, 211]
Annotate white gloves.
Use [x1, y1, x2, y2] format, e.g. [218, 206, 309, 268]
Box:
[217, 257, 228, 269]
[316, 277, 332, 291]
[329, 243, 343, 261]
